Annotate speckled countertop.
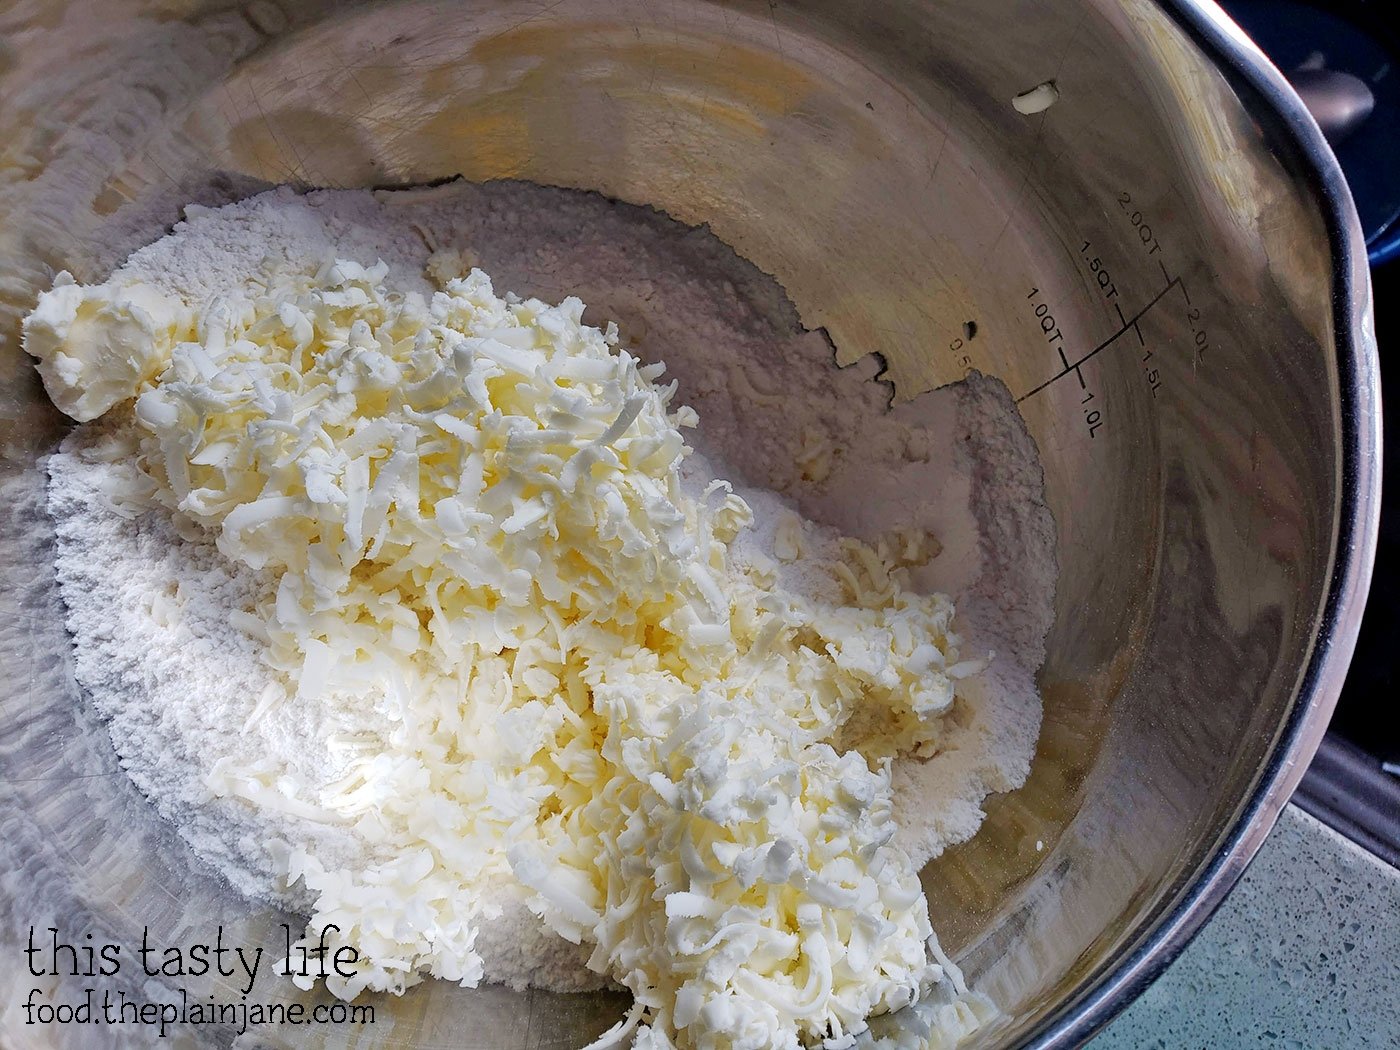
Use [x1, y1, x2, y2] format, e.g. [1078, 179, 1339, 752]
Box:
[1092, 805, 1400, 1049]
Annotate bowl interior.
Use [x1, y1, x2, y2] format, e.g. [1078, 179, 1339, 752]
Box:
[0, 0, 1346, 1045]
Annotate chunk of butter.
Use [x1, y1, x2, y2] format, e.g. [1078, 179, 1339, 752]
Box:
[23, 272, 193, 421]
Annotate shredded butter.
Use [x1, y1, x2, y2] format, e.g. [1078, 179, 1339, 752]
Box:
[24, 253, 988, 1049]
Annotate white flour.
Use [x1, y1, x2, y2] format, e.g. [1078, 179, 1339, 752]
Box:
[45, 182, 1055, 993]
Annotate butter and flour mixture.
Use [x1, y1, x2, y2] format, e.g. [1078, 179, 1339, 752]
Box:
[31, 183, 1055, 1050]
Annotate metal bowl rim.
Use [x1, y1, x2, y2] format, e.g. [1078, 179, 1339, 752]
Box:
[1023, 1, 1382, 1045]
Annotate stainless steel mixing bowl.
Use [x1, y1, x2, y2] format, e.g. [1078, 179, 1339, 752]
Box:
[0, 0, 1379, 1046]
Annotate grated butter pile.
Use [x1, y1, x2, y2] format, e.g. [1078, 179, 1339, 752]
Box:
[26, 253, 989, 1049]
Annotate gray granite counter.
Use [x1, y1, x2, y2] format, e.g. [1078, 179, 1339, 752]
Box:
[1093, 805, 1399, 1048]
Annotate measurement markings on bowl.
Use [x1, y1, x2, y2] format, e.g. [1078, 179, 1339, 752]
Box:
[1079, 239, 1161, 401]
[945, 328, 975, 375]
[1117, 190, 1212, 369]
[1016, 190, 1209, 415]
[1026, 285, 1104, 438]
